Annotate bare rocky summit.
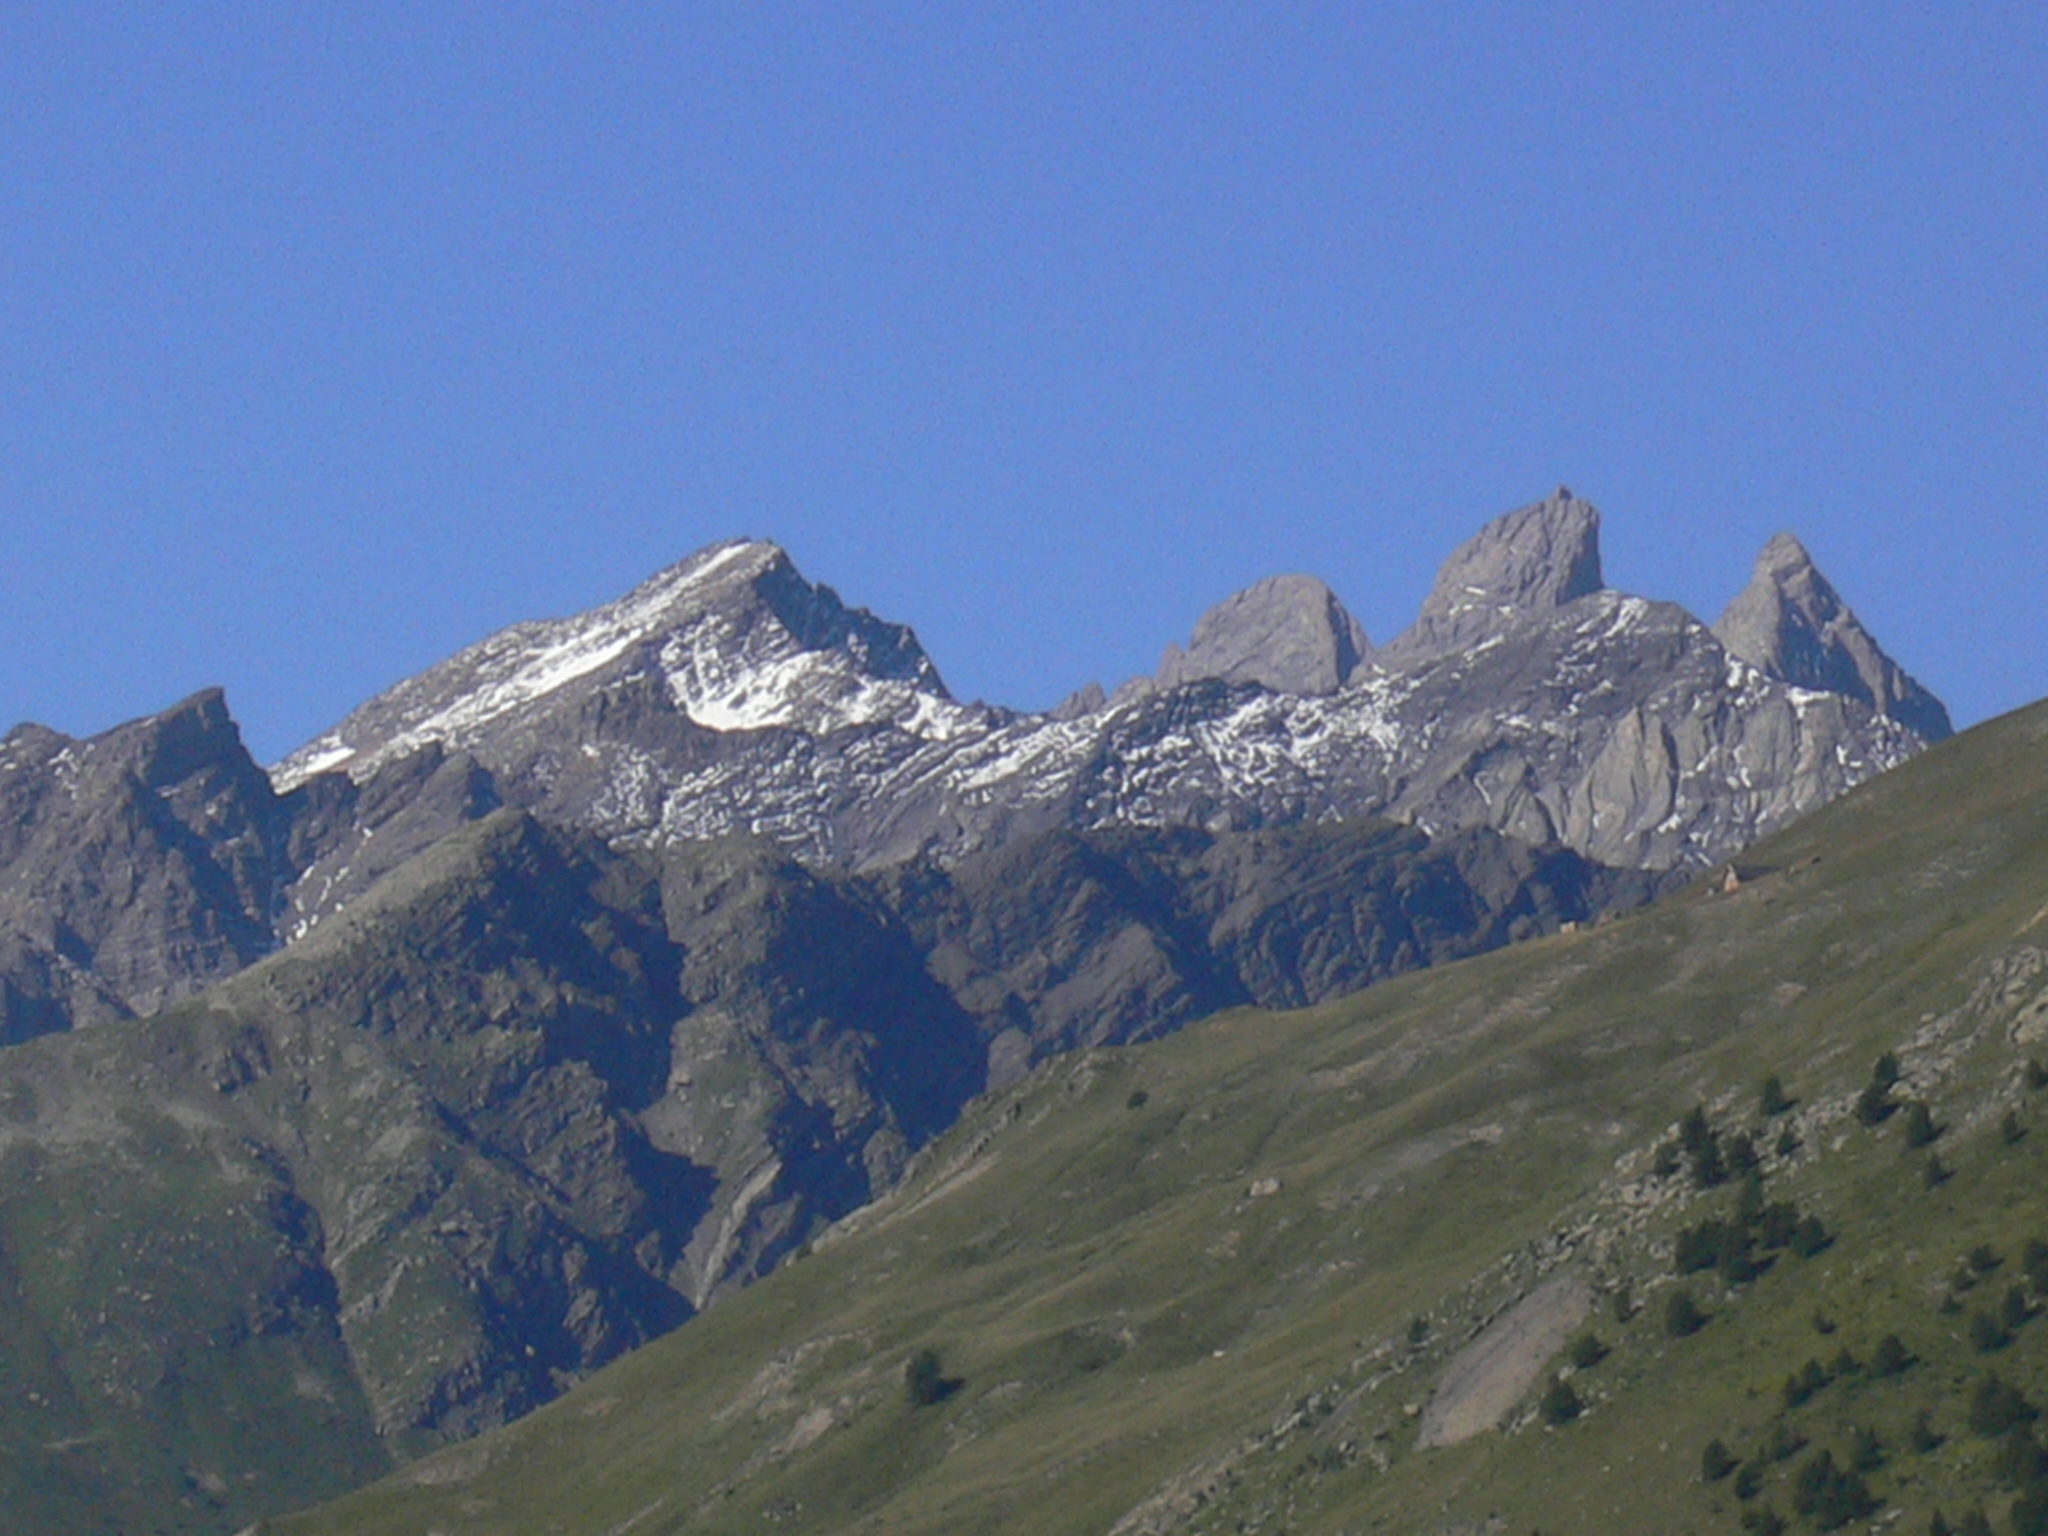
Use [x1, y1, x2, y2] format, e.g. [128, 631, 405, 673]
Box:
[1713, 530, 1952, 743]
[1153, 573, 1371, 696]
[1390, 486, 1604, 657]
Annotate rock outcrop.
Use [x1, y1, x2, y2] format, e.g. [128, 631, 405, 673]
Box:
[1713, 531, 1953, 742]
[1154, 574, 1371, 696]
[1390, 487, 1604, 657]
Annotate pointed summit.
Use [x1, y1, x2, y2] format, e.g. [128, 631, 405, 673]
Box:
[1397, 488, 1605, 654]
[272, 538, 954, 791]
[1713, 533, 1951, 741]
[1155, 574, 1371, 697]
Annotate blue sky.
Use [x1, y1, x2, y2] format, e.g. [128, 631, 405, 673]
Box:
[3, 4, 2043, 762]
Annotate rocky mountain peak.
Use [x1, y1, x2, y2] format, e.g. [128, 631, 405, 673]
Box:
[271, 538, 955, 793]
[1397, 488, 1604, 654]
[1713, 532, 1952, 742]
[1155, 574, 1371, 697]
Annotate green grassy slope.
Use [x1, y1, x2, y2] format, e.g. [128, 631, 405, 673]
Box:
[274, 697, 2048, 1536]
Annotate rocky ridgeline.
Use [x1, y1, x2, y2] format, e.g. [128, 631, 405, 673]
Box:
[0, 490, 1944, 1047]
[267, 489, 1945, 888]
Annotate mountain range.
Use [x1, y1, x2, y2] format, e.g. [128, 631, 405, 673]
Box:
[0, 489, 1960, 1534]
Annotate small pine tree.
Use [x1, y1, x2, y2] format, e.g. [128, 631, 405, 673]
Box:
[1610, 1281, 1635, 1323]
[1539, 1378, 1581, 1426]
[2026, 1238, 2048, 1294]
[1904, 1100, 1941, 1148]
[1924, 1153, 1953, 1188]
[1874, 1050, 1902, 1089]
[1971, 1310, 2012, 1353]
[1758, 1200, 1800, 1250]
[1872, 1333, 1914, 1377]
[1958, 1508, 1994, 1536]
[1760, 1074, 1794, 1116]
[1728, 1132, 1761, 1174]
[1567, 1331, 1608, 1370]
[1971, 1244, 2003, 1275]
[1680, 1103, 1713, 1154]
[1763, 1420, 1808, 1462]
[1693, 1130, 1730, 1189]
[1909, 1408, 1944, 1453]
[1702, 1437, 1737, 1481]
[1775, 1123, 1801, 1158]
[1736, 1168, 1766, 1225]
[1970, 1372, 2039, 1435]
[2028, 1057, 2048, 1089]
[904, 1348, 960, 1407]
[1811, 1309, 1837, 1335]
[1790, 1215, 1833, 1258]
[1999, 1426, 2048, 1488]
[1830, 1346, 1861, 1378]
[1734, 1457, 1765, 1499]
[2013, 1482, 2048, 1536]
[1651, 1139, 1681, 1178]
[2006, 1283, 2036, 1333]
[1856, 1080, 1895, 1125]
[1720, 1226, 1761, 1285]
[1740, 1506, 1785, 1535]
[2003, 1110, 2028, 1145]
[1929, 1512, 1953, 1536]
[1665, 1288, 1707, 1337]
[1850, 1423, 1884, 1471]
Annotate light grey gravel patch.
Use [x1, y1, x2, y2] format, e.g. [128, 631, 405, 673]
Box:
[1415, 1272, 1591, 1449]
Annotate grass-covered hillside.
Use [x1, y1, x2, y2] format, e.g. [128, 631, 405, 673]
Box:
[271, 697, 2048, 1536]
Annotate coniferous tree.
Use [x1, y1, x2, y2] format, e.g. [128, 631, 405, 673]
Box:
[1970, 1372, 2039, 1435]
[1734, 1457, 1765, 1499]
[1665, 1289, 1707, 1337]
[1971, 1309, 2012, 1353]
[2025, 1239, 2048, 1294]
[1791, 1215, 1833, 1257]
[1904, 1100, 1941, 1147]
[1760, 1074, 1794, 1116]
[1702, 1437, 1737, 1481]
[1872, 1333, 1914, 1377]
[2006, 1283, 2036, 1333]
[1567, 1331, 1608, 1370]
[1539, 1378, 1581, 1426]
[1909, 1408, 1944, 1453]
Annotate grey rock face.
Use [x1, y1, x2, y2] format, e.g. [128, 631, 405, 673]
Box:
[1713, 532, 1953, 742]
[0, 692, 506, 1043]
[1155, 574, 1371, 696]
[256, 493, 1943, 896]
[0, 689, 289, 1040]
[1393, 487, 1604, 657]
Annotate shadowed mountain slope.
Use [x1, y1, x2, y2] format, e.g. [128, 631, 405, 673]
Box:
[0, 806, 1656, 1535]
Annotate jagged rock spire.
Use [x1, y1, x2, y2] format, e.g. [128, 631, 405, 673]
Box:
[1154, 574, 1371, 697]
[1713, 533, 1952, 742]
[1397, 488, 1604, 655]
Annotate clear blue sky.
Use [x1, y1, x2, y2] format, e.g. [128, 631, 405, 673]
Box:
[3, 4, 2043, 762]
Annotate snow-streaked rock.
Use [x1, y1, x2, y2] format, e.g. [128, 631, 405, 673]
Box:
[267, 497, 1947, 923]
[1714, 531, 1953, 742]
